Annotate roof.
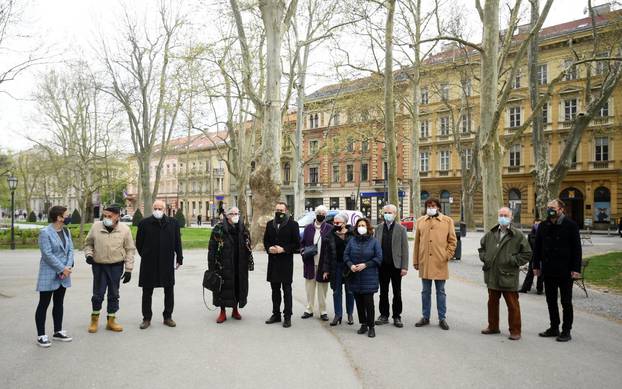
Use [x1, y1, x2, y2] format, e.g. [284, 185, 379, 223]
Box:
[307, 11, 621, 102]
[153, 131, 229, 154]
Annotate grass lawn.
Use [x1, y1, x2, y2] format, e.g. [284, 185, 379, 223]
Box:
[585, 251, 622, 292]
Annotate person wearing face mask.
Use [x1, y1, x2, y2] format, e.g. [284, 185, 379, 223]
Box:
[263, 201, 301, 328]
[135, 200, 183, 329]
[478, 207, 531, 340]
[373, 204, 409, 328]
[34, 206, 74, 347]
[207, 206, 253, 324]
[413, 198, 457, 330]
[321, 213, 355, 326]
[344, 218, 383, 338]
[533, 199, 582, 342]
[300, 205, 332, 321]
[84, 204, 136, 333]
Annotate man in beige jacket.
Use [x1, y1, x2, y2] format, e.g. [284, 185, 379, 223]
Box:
[84, 204, 136, 333]
[413, 198, 457, 330]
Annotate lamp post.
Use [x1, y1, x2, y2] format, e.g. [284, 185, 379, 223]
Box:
[350, 192, 355, 210]
[7, 175, 18, 250]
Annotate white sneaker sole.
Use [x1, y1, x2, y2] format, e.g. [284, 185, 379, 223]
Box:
[36, 341, 51, 348]
[52, 337, 72, 342]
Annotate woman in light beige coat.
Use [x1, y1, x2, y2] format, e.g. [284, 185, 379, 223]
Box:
[412, 198, 457, 330]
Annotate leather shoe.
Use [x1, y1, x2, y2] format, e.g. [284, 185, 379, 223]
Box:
[139, 320, 151, 330]
[556, 332, 572, 342]
[539, 327, 560, 337]
[265, 315, 281, 324]
[367, 327, 376, 338]
[357, 325, 368, 334]
[301, 312, 313, 319]
[481, 328, 500, 335]
[282, 318, 291, 328]
[375, 315, 389, 325]
[439, 320, 450, 330]
[393, 318, 403, 328]
[320, 314, 329, 321]
[163, 318, 176, 327]
[415, 317, 430, 327]
[508, 334, 521, 340]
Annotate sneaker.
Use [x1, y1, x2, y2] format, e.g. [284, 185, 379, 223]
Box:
[52, 330, 73, 342]
[163, 318, 177, 327]
[556, 331, 572, 342]
[538, 327, 560, 337]
[375, 315, 389, 325]
[37, 335, 51, 348]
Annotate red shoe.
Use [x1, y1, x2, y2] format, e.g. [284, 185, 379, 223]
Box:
[216, 309, 227, 324]
[232, 308, 242, 320]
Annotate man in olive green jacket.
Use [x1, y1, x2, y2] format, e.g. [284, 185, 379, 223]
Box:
[478, 207, 531, 340]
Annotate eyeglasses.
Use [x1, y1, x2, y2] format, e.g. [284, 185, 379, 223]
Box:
[228, 213, 240, 216]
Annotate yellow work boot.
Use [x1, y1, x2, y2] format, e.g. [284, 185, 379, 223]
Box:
[88, 314, 100, 333]
[106, 315, 123, 332]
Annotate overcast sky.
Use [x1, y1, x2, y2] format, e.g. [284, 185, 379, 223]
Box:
[0, 0, 600, 152]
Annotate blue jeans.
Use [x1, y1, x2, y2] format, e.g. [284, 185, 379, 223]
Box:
[332, 267, 354, 318]
[91, 263, 124, 314]
[421, 279, 446, 321]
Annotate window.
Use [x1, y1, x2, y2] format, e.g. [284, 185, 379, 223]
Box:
[462, 148, 473, 169]
[509, 106, 521, 128]
[598, 100, 609, 117]
[440, 190, 451, 215]
[362, 140, 369, 152]
[440, 116, 450, 136]
[420, 152, 429, 172]
[595, 137, 608, 161]
[595, 52, 608, 75]
[309, 114, 314, 128]
[420, 120, 429, 138]
[509, 144, 521, 167]
[462, 79, 472, 96]
[346, 164, 354, 182]
[564, 59, 577, 80]
[439, 150, 450, 171]
[346, 137, 354, 152]
[309, 167, 319, 183]
[440, 84, 449, 101]
[420, 87, 429, 104]
[564, 98, 577, 121]
[283, 162, 291, 183]
[461, 112, 471, 133]
[332, 138, 340, 153]
[537, 64, 548, 85]
[420, 191, 429, 211]
[542, 103, 549, 124]
[309, 140, 319, 155]
[511, 70, 521, 89]
[383, 161, 388, 179]
[361, 162, 369, 181]
[332, 165, 340, 183]
[332, 111, 340, 126]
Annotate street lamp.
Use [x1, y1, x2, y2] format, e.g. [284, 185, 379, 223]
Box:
[7, 175, 18, 250]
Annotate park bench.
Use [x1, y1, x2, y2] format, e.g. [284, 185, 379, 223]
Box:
[574, 258, 590, 298]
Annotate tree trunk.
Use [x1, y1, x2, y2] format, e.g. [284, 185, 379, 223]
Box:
[478, 0, 502, 229]
[384, 0, 399, 215]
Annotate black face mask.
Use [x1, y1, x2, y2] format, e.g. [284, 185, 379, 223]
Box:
[546, 208, 558, 219]
[333, 224, 343, 231]
[275, 211, 286, 221]
[316, 215, 325, 223]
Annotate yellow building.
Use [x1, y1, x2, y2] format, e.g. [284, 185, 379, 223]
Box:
[302, 8, 622, 228]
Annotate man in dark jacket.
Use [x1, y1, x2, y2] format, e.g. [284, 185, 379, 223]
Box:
[263, 201, 300, 328]
[533, 199, 582, 342]
[374, 204, 409, 328]
[136, 200, 183, 329]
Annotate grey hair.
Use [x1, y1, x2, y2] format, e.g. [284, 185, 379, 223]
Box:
[333, 213, 348, 223]
[498, 207, 513, 216]
[315, 205, 328, 214]
[382, 204, 398, 213]
[226, 206, 240, 215]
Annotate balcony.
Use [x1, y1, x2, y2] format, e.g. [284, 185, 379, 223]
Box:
[438, 170, 449, 176]
[559, 120, 574, 129]
[590, 116, 613, 127]
[591, 160, 611, 169]
[419, 171, 428, 177]
[305, 182, 323, 191]
[507, 166, 521, 173]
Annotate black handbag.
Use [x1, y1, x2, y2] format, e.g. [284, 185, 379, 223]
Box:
[342, 266, 353, 281]
[303, 244, 318, 260]
[202, 269, 223, 293]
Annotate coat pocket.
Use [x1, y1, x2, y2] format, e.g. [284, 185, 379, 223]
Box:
[498, 269, 519, 289]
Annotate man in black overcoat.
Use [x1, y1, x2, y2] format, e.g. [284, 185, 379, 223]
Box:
[136, 200, 183, 329]
[263, 201, 300, 328]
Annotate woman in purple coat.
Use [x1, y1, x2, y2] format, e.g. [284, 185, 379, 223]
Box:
[300, 205, 332, 321]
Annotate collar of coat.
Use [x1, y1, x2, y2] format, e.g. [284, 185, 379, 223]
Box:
[423, 213, 445, 221]
[490, 224, 518, 236]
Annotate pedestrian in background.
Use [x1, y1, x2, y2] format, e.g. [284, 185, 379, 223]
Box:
[533, 199, 582, 342]
[520, 218, 544, 294]
[136, 200, 183, 329]
[374, 204, 409, 328]
[413, 198, 457, 330]
[321, 213, 355, 326]
[84, 204, 136, 333]
[263, 201, 300, 328]
[479, 207, 531, 340]
[344, 218, 382, 338]
[35, 206, 74, 347]
[300, 205, 332, 321]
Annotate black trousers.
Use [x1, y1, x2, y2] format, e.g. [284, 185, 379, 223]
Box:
[379, 263, 403, 319]
[35, 286, 66, 336]
[544, 276, 574, 332]
[521, 259, 544, 292]
[354, 293, 375, 328]
[142, 286, 174, 320]
[271, 282, 292, 318]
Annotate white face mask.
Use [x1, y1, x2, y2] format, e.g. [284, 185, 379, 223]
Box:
[357, 226, 367, 235]
[103, 218, 114, 227]
[153, 210, 164, 219]
[231, 216, 240, 224]
[426, 208, 438, 217]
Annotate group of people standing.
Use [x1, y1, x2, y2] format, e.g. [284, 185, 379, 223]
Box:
[34, 195, 583, 347]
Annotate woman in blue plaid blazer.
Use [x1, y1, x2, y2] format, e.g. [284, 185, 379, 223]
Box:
[35, 206, 74, 347]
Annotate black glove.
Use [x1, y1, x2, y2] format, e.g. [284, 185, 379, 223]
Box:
[86, 256, 94, 265]
[122, 272, 131, 284]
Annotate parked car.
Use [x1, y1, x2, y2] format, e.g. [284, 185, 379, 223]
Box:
[297, 209, 363, 237]
[400, 216, 416, 231]
[120, 214, 133, 223]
